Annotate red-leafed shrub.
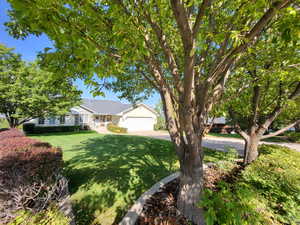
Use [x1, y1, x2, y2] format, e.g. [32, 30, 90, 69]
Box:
[0, 136, 48, 152]
[0, 129, 67, 224]
[0, 128, 24, 139]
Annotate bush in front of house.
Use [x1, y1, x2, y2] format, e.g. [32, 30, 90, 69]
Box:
[22, 122, 35, 133]
[107, 123, 127, 133]
[201, 145, 300, 225]
[23, 123, 81, 134]
[0, 128, 70, 224]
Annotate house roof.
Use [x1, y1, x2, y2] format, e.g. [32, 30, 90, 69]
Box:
[80, 99, 133, 115]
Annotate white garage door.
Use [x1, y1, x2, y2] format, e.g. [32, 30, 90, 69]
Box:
[123, 117, 154, 131]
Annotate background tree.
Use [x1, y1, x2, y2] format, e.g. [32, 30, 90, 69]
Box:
[271, 98, 300, 132]
[154, 100, 166, 130]
[223, 24, 300, 164]
[6, 0, 296, 223]
[0, 44, 81, 128]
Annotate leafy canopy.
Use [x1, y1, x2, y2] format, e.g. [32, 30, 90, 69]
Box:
[221, 18, 300, 131]
[0, 44, 82, 127]
[5, 0, 298, 98]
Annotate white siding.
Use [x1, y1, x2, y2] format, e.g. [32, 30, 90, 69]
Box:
[119, 105, 157, 131]
[27, 115, 75, 126]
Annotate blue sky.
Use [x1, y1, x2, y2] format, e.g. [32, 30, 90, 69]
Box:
[0, 0, 159, 107]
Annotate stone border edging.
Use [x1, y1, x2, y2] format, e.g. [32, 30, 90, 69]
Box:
[119, 172, 180, 225]
[119, 164, 208, 225]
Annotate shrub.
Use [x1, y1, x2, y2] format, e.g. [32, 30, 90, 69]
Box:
[23, 123, 35, 134]
[0, 136, 48, 151]
[286, 132, 300, 143]
[0, 128, 24, 139]
[32, 125, 81, 133]
[201, 145, 300, 225]
[107, 123, 127, 133]
[9, 205, 70, 225]
[0, 128, 68, 224]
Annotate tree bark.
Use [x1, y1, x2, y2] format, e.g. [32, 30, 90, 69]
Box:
[6, 116, 19, 128]
[176, 136, 205, 225]
[243, 134, 260, 164]
[295, 123, 300, 132]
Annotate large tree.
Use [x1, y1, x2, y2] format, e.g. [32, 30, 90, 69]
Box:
[6, 0, 297, 223]
[0, 44, 81, 128]
[222, 22, 300, 164]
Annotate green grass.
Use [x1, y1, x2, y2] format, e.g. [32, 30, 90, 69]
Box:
[0, 118, 9, 129]
[207, 132, 242, 139]
[31, 131, 233, 225]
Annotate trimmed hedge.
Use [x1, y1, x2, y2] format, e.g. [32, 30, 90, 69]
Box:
[23, 123, 81, 134]
[22, 123, 35, 133]
[0, 128, 69, 224]
[202, 145, 300, 225]
[107, 123, 127, 133]
[286, 132, 300, 143]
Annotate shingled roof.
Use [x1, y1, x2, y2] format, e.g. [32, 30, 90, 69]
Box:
[80, 99, 132, 115]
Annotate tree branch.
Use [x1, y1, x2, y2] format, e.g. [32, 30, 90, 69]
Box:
[170, 0, 193, 50]
[207, 0, 292, 84]
[289, 82, 300, 99]
[261, 120, 300, 139]
[193, 0, 211, 37]
[251, 80, 261, 126]
[228, 107, 249, 140]
[259, 81, 300, 133]
[142, 10, 182, 92]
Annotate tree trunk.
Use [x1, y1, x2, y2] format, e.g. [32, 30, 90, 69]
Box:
[295, 123, 300, 132]
[243, 134, 259, 164]
[7, 117, 18, 128]
[176, 135, 205, 225]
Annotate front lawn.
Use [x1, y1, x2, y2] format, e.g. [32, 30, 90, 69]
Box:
[31, 131, 233, 225]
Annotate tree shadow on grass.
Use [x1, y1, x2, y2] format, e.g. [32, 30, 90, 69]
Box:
[63, 134, 178, 225]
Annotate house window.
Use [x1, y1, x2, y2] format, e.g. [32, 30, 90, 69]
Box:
[49, 117, 56, 125]
[74, 115, 79, 125]
[100, 115, 105, 122]
[60, 115, 65, 124]
[38, 118, 45, 125]
[106, 115, 112, 122]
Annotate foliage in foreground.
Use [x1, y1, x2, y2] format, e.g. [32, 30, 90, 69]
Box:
[0, 129, 70, 224]
[9, 205, 70, 225]
[202, 145, 300, 225]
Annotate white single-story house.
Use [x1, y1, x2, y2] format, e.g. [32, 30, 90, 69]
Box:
[27, 99, 158, 132]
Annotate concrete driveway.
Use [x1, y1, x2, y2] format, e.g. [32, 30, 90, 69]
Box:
[128, 131, 300, 155]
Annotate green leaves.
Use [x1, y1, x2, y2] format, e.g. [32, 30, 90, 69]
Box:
[0, 44, 82, 127]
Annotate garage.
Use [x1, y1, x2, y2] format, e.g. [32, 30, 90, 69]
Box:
[123, 117, 155, 131]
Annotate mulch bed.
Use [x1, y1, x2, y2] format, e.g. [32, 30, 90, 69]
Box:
[136, 164, 232, 225]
